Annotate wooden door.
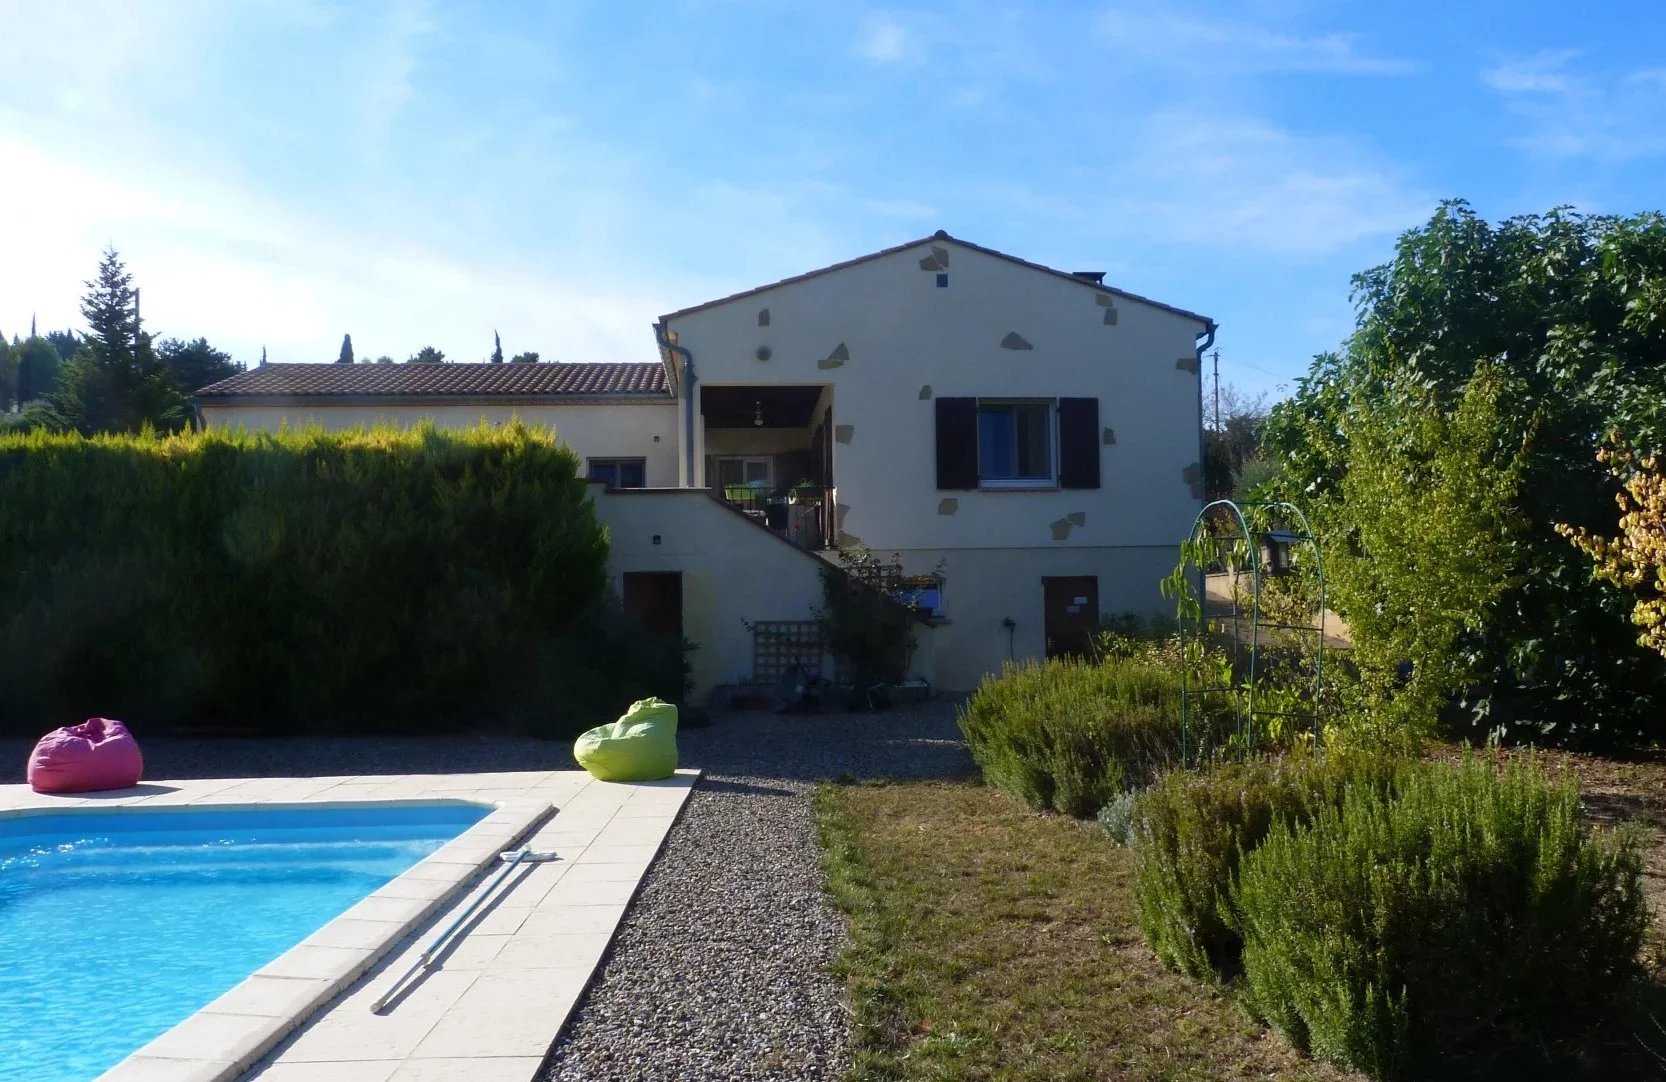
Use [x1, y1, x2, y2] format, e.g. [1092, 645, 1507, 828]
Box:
[1043, 576, 1099, 658]
[622, 572, 683, 638]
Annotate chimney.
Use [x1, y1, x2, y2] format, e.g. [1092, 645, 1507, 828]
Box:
[1071, 271, 1106, 285]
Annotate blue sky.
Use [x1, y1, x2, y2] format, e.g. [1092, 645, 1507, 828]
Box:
[2, 1, 1663, 399]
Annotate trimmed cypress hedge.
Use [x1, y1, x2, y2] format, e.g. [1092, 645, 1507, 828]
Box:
[0, 422, 661, 737]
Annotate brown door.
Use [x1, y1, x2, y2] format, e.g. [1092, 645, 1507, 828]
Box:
[1043, 576, 1099, 658]
[622, 572, 683, 638]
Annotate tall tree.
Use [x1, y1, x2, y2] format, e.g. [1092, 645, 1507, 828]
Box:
[158, 337, 241, 394]
[260, 346, 268, 367]
[0, 333, 13, 412]
[45, 330, 77, 361]
[337, 333, 354, 365]
[490, 330, 504, 364]
[48, 248, 189, 434]
[1264, 201, 1666, 744]
[13, 337, 62, 405]
[407, 346, 446, 364]
[509, 351, 540, 364]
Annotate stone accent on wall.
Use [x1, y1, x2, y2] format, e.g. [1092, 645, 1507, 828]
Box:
[834, 424, 854, 444]
[937, 498, 959, 516]
[837, 531, 862, 548]
[1181, 462, 1203, 499]
[1103, 307, 1118, 326]
[1049, 517, 1073, 541]
[1102, 427, 1117, 445]
[836, 503, 850, 531]
[817, 358, 845, 370]
[1176, 356, 1200, 373]
[1095, 293, 1116, 307]
[1067, 511, 1086, 527]
[818, 342, 850, 369]
[755, 346, 772, 362]
[919, 255, 942, 271]
[757, 308, 770, 327]
[931, 245, 949, 267]
[918, 384, 933, 400]
[1000, 332, 1033, 350]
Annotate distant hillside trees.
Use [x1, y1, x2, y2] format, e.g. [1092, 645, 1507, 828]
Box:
[510, 351, 540, 364]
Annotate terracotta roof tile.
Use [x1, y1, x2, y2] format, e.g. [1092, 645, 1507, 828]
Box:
[195, 362, 669, 399]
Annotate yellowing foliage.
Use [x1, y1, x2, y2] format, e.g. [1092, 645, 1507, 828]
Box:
[1558, 439, 1666, 661]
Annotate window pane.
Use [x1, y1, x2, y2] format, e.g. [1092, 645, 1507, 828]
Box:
[1016, 404, 1051, 478]
[619, 460, 646, 488]
[717, 459, 744, 486]
[744, 459, 770, 484]
[588, 461, 618, 486]
[978, 405, 1016, 478]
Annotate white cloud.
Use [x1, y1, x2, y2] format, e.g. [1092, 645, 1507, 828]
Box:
[1483, 52, 1666, 161]
[1096, 7, 1413, 76]
[1096, 111, 1431, 256]
[857, 13, 909, 63]
[1482, 50, 1581, 95]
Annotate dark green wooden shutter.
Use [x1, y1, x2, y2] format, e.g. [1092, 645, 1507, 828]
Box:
[935, 397, 978, 489]
[1057, 397, 1100, 490]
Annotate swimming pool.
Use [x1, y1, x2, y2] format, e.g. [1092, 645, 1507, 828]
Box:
[0, 803, 489, 1082]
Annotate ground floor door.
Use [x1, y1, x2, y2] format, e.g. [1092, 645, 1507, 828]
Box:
[1042, 575, 1099, 658]
[622, 571, 683, 638]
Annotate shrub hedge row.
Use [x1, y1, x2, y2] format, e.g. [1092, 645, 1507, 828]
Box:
[1130, 751, 1645, 1079]
[1131, 750, 1403, 981]
[0, 423, 674, 738]
[957, 656, 1231, 818]
[1236, 757, 1645, 1079]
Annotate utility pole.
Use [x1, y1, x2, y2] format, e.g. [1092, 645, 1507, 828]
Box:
[1211, 348, 1221, 431]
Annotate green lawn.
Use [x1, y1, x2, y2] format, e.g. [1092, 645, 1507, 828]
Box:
[815, 779, 1359, 1082]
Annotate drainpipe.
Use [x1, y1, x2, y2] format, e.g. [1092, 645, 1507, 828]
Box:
[1194, 320, 1217, 507]
[654, 320, 697, 487]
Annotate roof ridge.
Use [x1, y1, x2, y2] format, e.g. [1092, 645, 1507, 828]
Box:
[656, 231, 1213, 327]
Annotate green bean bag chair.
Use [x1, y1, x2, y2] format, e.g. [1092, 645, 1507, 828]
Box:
[573, 697, 679, 782]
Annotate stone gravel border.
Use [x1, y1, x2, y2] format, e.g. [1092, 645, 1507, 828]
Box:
[541, 701, 969, 1082]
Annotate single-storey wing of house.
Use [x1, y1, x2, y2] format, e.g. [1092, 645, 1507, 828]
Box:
[196, 230, 1215, 697]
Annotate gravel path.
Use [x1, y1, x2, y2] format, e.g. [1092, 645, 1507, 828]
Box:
[0, 700, 972, 1080]
[542, 702, 970, 1082]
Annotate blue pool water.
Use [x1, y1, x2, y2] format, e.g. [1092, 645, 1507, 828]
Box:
[0, 803, 488, 1082]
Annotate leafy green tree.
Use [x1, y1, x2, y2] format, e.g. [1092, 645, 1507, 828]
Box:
[14, 336, 63, 404]
[372, 355, 395, 365]
[157, 337, 241, 394]
[408, 346, 445, 364]
[45, 330, 78, 361]
[509, 351, 540, 364]
[48, 248, 189, 434]
[1265, 202, 1666, 744]
[0, 334, 13, 412]
[337, 334, 354, 365]
[490, 330, 504, 364]
[1202, 382, 1268, 498]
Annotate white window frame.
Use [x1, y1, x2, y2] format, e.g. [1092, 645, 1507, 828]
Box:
[976, 398, 1057, 489]
[714, 455, 773, 489]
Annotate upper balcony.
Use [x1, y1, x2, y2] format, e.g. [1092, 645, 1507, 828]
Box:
[699, 384, 834, 551]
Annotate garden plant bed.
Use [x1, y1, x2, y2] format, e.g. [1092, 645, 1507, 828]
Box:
[816, 778, 1357, 1081]
[820, 773, 1666, 1080]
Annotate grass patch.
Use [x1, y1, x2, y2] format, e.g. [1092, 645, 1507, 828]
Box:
[815, 779, 1357, 1081]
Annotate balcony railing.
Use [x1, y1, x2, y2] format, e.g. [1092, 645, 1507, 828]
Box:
[720, 483, 832, 550]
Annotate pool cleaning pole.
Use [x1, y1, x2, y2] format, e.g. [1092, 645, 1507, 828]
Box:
[369, 847, 555, 1013]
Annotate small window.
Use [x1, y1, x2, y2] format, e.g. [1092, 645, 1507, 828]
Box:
[892, 573, 946, 619]
[977, 401, 1053, 486]
[588, 457, 647, 489]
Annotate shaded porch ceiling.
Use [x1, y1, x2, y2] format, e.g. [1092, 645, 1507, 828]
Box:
[700, 385, 823, 429]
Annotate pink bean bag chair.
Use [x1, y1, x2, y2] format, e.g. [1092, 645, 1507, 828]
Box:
[27, 718, 145, 794]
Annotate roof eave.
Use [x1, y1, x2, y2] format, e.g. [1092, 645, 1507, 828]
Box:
[656, 230, 1214, 329]
[194, 393, 674, 409]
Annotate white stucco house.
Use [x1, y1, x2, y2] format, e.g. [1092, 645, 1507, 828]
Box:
[197, 231, 1215, 696]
